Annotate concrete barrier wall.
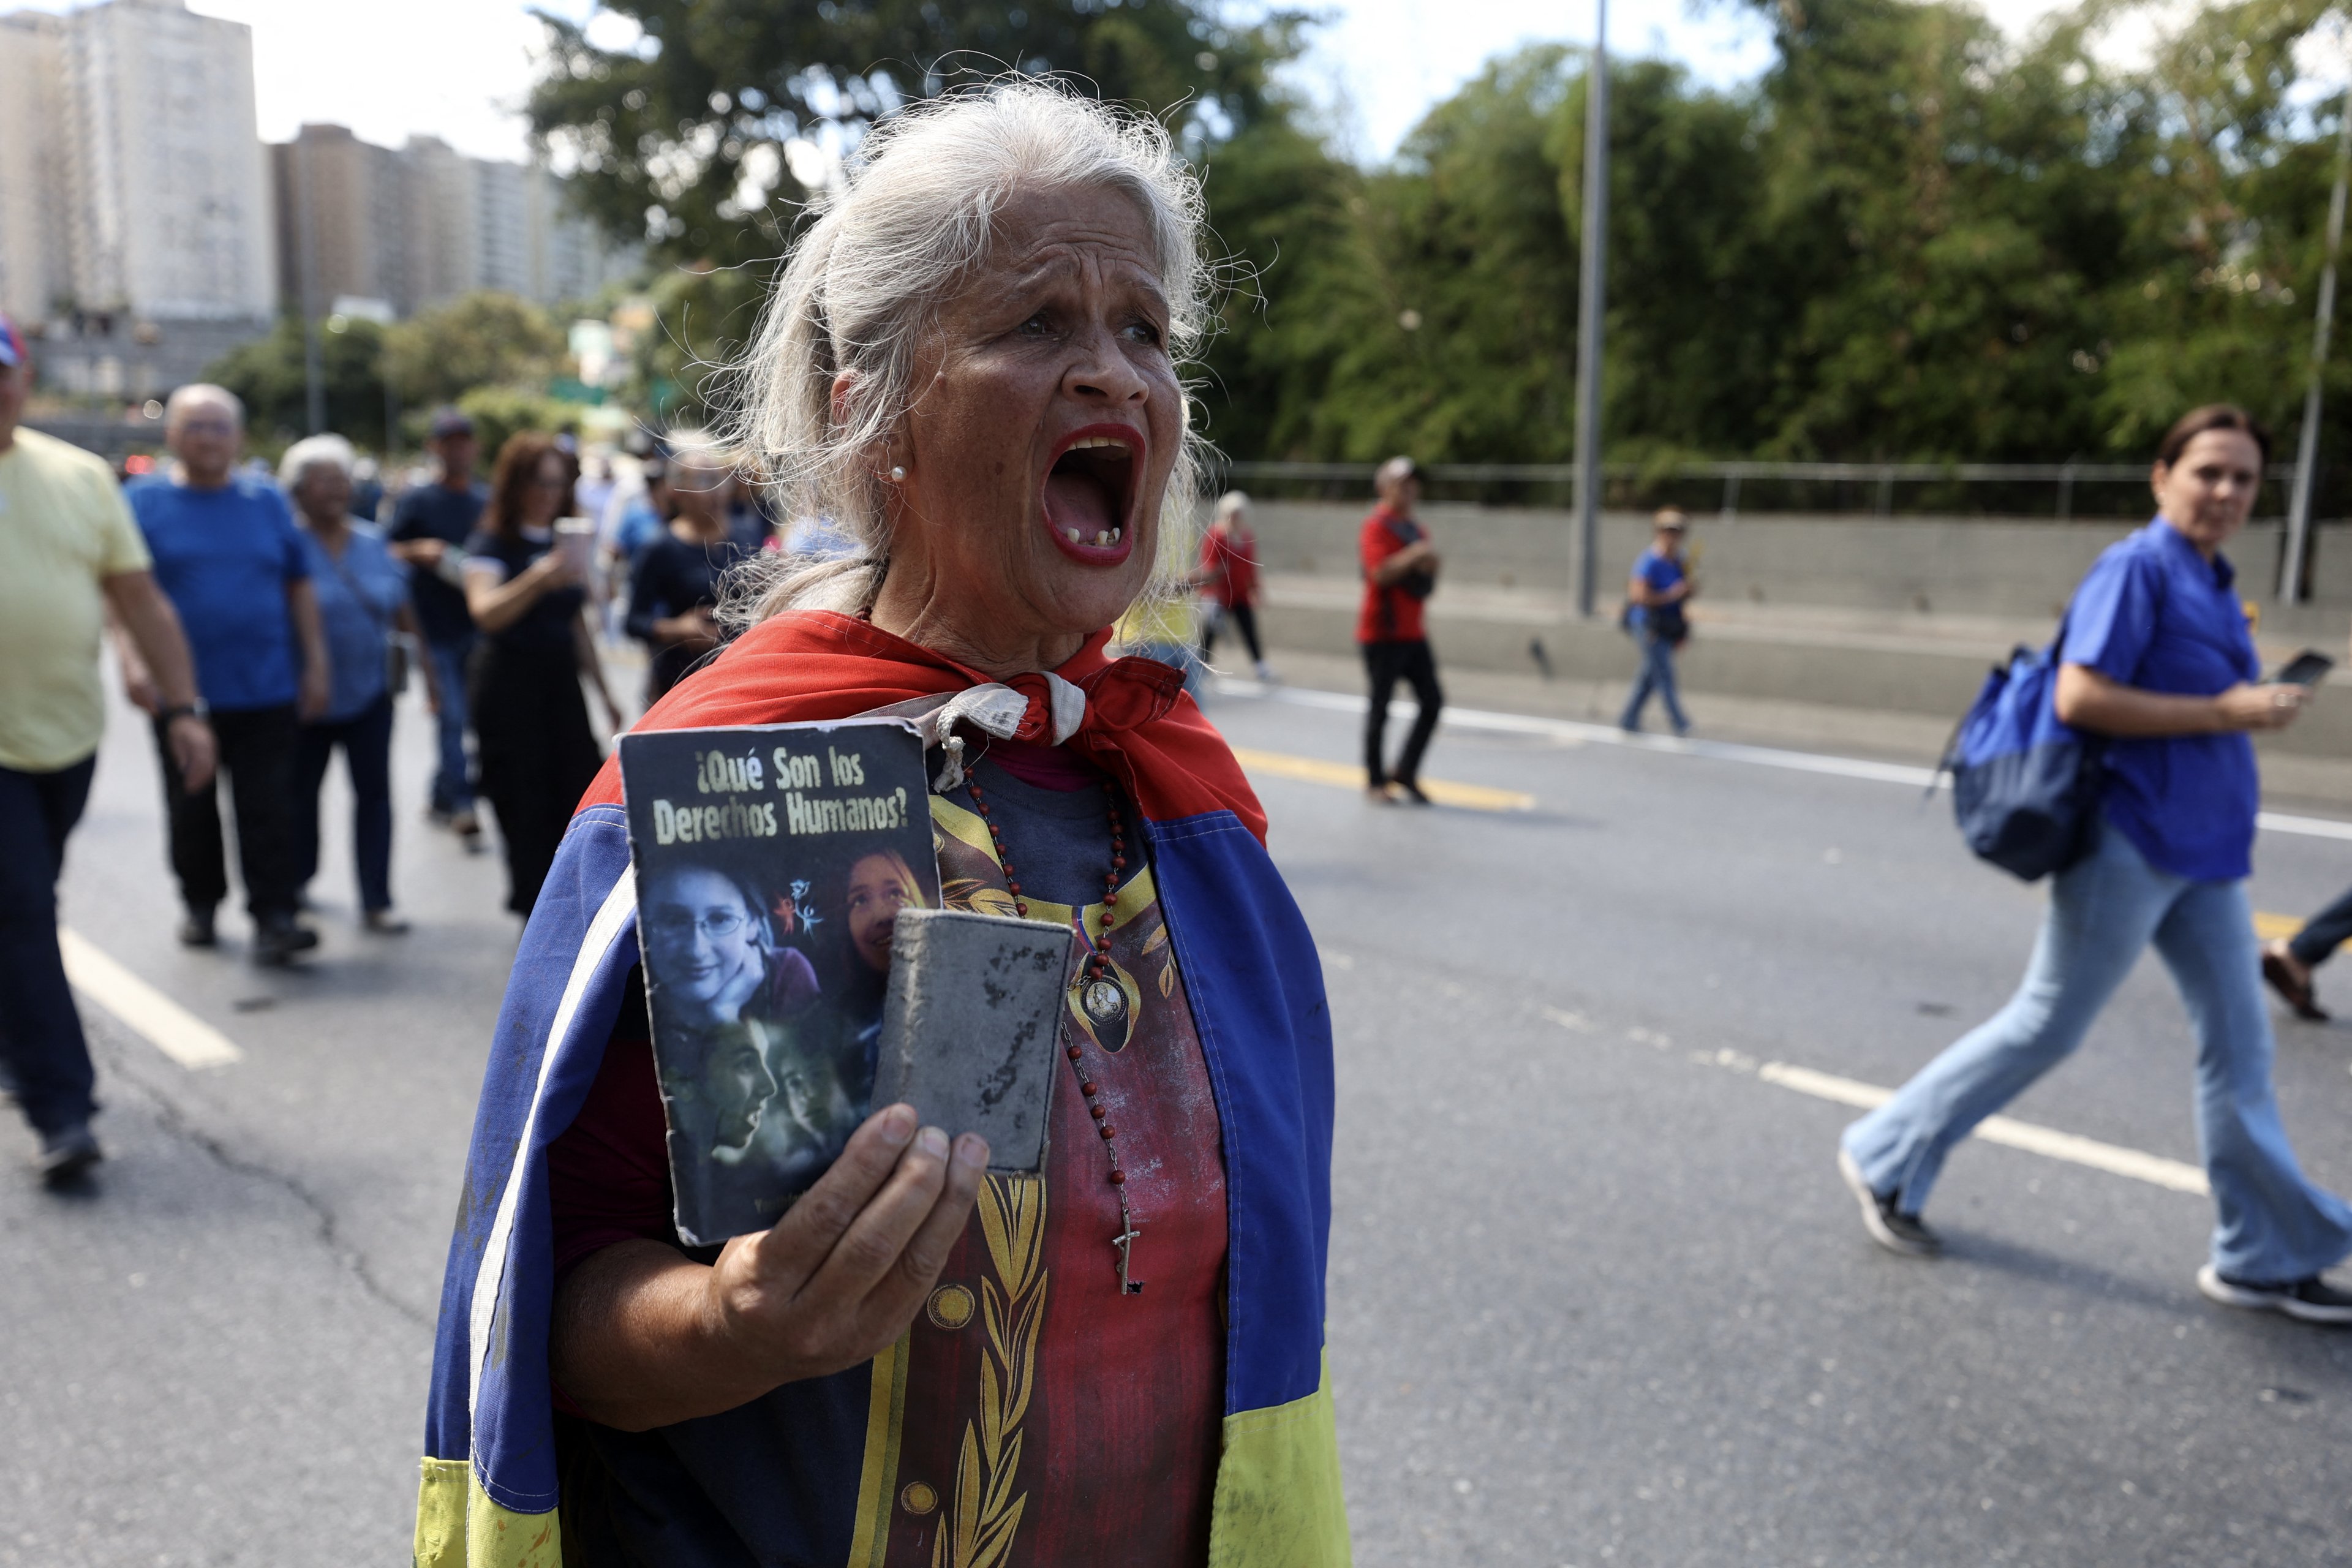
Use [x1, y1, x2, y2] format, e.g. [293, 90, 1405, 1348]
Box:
[1241, 501, 2352, 622]
[1238, 500, 2352, 759]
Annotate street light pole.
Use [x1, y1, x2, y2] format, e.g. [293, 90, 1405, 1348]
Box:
[1572, 0, 1610, 618]
[298, 139, 325, 436]
[2282, 83, 2352, 605]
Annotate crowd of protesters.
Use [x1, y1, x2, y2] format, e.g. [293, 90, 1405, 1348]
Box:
[0, 303, 787, 1182]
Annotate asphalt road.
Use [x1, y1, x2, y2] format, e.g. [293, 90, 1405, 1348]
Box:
[6, 669, 2350, 1566]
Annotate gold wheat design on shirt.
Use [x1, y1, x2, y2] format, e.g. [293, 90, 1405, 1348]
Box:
[933, 1174, 1046, 1568]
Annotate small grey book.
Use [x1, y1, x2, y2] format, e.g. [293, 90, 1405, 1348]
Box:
[872, 907, 1071, 1174]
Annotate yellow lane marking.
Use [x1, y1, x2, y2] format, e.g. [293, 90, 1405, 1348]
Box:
[2253, 911, 2302, 942]
[58, 927, 244, 1069]
[1755, 1061, 2208, 1195]
[1229, 748, 1536, 812]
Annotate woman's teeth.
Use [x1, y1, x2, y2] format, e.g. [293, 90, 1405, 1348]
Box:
[1060, 527, 1123, 546]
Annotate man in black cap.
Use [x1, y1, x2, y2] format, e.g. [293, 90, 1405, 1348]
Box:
[390, 409, 488, 842]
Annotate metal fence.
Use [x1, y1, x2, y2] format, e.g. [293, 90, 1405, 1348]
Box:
[1213, 458, 2320, 522]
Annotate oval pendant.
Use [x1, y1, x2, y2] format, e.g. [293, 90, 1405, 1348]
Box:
[1072, 970, 1134, 1053]
[1084, 979, 1126, 1025]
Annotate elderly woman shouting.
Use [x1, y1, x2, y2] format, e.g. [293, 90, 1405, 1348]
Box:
[417, 85, 1346, 1568]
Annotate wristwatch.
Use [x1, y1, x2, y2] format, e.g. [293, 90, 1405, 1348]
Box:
[159, 704, 206, 723]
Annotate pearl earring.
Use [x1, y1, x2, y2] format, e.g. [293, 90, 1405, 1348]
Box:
[889, 465, 907, 482]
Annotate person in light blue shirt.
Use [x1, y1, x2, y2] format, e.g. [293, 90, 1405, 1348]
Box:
[128, 385, 330, 965]
[1619, 508, 1693, 735]
[282, 435, 439, 932]
[1839, 405, 2352, 1324]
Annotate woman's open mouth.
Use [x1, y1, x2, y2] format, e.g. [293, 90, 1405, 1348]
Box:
[1042, 424, 1143, 566]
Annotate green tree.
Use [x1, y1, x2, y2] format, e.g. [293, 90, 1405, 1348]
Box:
[620, 262, 773, 430]
[205, 314, 394, 451]
[382, 292, 570, 412]
[528, 0, 1306, 271]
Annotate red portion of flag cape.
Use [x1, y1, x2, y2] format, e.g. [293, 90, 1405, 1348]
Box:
[577, 610, 1267, 843]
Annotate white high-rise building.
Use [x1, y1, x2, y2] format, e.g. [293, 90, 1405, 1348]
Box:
[64, 0, 274, 320]
[0, 12, 70, 326]
[0, 0, 274, 393]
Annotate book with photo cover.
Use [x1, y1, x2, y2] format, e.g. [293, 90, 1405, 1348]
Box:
[619, 717, 941, 1245]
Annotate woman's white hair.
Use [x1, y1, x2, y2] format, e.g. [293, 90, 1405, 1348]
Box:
[279, 433, 356, 494]
[722, 78, 1209, 627]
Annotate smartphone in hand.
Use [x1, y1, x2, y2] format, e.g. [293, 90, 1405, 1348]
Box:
[2272, 649, 2335, 688]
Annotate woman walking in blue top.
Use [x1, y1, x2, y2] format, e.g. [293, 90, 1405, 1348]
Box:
[1620, 508, 1694, 735]
[1839, 406, 2352, 1323]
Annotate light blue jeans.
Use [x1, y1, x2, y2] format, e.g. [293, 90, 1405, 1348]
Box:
[1843, 816, 2352, 1283]
[1619, 626, 1689, 733]
[424, 635, 476, 815]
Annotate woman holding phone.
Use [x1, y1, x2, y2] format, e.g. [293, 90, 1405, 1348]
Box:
[462, 432, 621, 916]
[1838, 405, 2352, 1323]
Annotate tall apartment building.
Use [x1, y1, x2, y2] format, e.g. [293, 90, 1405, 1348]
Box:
[270, 124, 410, 317]
[271, 124, 638, 323]
[0, 0, 277, 393]
[0, 12, 70, 329]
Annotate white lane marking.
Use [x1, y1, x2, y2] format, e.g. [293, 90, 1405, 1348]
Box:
[57, 927, 244, 1069]
[1216, 679, 2352, 842]
[1755, 1060, 2209, 1196]
[2258, 810, 2352, 842]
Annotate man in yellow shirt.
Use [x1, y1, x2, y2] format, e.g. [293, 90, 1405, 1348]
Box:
[0, 312, 215, 1185]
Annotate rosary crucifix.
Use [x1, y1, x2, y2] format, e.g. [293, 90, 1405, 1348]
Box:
[1112, 1223, 1145, 1294]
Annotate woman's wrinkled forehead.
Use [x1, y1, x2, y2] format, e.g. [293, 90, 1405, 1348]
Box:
[968, 183, 1168, 298]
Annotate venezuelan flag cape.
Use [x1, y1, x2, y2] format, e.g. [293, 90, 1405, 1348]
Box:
[416, 611, 1347, 1567]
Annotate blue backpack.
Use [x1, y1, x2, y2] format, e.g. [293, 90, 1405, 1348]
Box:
[1940, 624, 2105, 881]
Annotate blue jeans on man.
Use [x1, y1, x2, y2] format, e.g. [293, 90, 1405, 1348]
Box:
[424, 634, 476, 816]
[0, 758, 100, 1137]
[1620, 625, 1689, 734]
[1842, 816, 2352, 1284]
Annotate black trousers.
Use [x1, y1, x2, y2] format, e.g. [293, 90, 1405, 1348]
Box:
[0, 757, 98, 1134]
[472, 643, 603, 918]
[152, 704, 301, 920]
[2289, 886, 2352, 970]
[1199, 601, 1264, 663]
[1362, 639, 1443, 786]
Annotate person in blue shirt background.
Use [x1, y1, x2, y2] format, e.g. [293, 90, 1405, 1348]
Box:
[388, 409, 491, 845]
[282, 434, 440, 935]
[123, 385, 330, 967]
[1619, 507, 1695, 735]
[1838, 404, 2352, 1324]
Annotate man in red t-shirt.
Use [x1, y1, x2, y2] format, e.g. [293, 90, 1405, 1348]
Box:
[1357, 455, 1443, 803]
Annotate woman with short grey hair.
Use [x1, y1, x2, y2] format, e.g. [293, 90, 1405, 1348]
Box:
[279, 434, 434, 932]
[420, 82, 1347, 1567]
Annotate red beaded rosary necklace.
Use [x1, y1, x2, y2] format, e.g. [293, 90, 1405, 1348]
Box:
[963, 772, 1146, 1295]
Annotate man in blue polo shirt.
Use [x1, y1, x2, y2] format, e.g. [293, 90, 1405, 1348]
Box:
[124, 385, 330, 965]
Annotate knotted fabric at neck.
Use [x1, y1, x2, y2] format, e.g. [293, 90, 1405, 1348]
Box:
[573, 610, 1265, 843]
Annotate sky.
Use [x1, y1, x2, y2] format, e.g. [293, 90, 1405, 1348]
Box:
[17, 0, 2187, 166]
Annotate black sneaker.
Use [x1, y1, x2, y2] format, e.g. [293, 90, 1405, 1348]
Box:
[252, 913, 318, 966]
[38, 1121, 102, 1186]
[177, 906, 218, 948]
[1839, 1148, 1942, 1257]
[1392, 779, 1433, 806]
[2196, 1265, 2352, 1325]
